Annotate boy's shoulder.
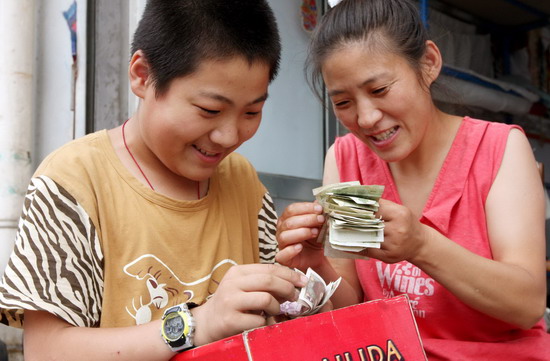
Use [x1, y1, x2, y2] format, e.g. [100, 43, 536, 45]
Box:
[219, 152, 257, 176]
[35, 130, 110, 179]
[217, 153, 266, 194]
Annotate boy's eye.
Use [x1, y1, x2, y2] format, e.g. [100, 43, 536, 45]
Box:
[198, 106, 220, 115]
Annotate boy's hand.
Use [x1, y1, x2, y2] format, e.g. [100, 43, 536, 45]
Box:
[191, 264, 308, 345]
[275, 202, 326, 271]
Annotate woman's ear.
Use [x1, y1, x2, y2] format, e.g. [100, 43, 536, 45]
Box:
[422, 40, 443, 86]
[128, 50, 151, 99]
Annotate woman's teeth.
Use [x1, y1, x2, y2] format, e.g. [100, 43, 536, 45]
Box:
[372, 127, 397, 141]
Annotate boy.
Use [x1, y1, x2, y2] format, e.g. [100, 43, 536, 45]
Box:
[0, 1, 307, 360]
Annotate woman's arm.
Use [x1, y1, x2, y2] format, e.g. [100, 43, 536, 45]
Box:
[321, 146, 364, 308]
[276, 145, 363, 308]
[405, 129, 546, 328]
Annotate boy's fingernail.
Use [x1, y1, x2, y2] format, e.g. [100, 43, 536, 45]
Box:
[314, 205, 323, 212]
[311, 228, 319, 236]
[317, 215, 324, 223]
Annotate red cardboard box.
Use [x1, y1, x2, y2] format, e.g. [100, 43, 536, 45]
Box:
[174, 295, 427, 361]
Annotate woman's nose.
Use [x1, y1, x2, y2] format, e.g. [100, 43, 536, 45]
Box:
[357, 101, 382, 129]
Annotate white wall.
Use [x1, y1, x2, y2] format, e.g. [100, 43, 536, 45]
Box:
[237, 0, 325, 181]
[34, 0, 87, 167]
[0, 0, 37, 280]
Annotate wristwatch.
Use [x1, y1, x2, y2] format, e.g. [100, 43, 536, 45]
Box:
[161, 303, 197, 353]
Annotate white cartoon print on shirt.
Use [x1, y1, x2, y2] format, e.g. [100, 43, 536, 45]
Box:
[123, 254, 237, 325]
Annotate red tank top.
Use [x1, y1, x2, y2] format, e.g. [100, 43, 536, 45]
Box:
[334, 117, 550, 360]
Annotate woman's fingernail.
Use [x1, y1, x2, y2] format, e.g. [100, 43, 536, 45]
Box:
[294, 243, 303, 252]
[311, 228, 319, 236]
[314, 204, 323, 212]
[317, 215, 324, 223]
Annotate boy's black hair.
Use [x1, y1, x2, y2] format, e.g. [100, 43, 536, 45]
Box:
[131, 0, 281, 97]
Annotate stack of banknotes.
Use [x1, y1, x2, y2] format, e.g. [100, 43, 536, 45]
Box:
[280, 268, 341, 318]
[313, 181, 385, 253]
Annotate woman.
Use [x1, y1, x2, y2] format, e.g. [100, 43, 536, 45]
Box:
[276, 0, 550, 359]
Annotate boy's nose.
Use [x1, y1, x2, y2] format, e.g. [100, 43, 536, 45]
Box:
[210, 119, 239, 148]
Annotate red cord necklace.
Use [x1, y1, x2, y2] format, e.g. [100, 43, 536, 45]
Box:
[122, 119, 200, 199]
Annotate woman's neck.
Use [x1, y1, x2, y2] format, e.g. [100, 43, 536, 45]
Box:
[388, 111, 462, 217]
[392, 110, 461, 176]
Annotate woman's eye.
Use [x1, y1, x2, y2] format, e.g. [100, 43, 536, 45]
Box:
[246, 111, 261, 116]
[372, 86, 389, 95]
[334, 100, 349, 107]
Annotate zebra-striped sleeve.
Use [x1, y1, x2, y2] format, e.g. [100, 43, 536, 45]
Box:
[0, 176, 104, 328]
[258, 192, 278, 264]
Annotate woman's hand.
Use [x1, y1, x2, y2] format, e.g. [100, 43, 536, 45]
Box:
[366, 198, 430, 264]
[191, 264, 307, 345]
[275, 202, 326, 271]
[276, 201, 364, 310]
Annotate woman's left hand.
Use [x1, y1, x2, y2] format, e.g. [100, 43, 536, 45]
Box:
[365, 198, 431, 264]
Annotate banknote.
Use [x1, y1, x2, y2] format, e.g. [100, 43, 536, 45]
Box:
[280, 268, 341, 318]
[312, 181, 360, 197]
[313, 182, 385, 255]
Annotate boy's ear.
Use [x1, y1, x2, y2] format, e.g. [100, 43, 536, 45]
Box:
[422, 40, 442, 86]
[129, 50, 151, 99]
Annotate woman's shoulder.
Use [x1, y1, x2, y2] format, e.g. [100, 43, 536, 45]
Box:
[459, 116, 524, 151]
[463, 116, 523, 134]
[333, 133, 367, 157]
[460, 116, 527, 181]
[335, 132, 361, 146]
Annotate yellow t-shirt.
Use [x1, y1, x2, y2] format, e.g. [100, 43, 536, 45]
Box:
[0, 130, 277, 327]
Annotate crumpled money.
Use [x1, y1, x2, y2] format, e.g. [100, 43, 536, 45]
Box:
[313, 181, 385, 254]
[280, 268, 341, 318]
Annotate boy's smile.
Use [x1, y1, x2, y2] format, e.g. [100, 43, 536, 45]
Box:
[192, 144, 222, 163]
[116, 53, 271, 198]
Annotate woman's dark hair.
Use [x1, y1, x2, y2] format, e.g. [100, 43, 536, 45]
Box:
[131, 0, 281, 97]
[306, 0, 430, 98]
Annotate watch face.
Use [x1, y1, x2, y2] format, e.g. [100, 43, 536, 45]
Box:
[163, 313, 186, 341]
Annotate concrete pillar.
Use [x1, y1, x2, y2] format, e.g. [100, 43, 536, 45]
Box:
[0, 0, 36, 275]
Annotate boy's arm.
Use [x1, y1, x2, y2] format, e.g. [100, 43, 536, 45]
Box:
[24, 263, 308, 361]
[258, 192, 278, 264]
[0, 175, 104, 329]
[24, 311, 173, 361]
